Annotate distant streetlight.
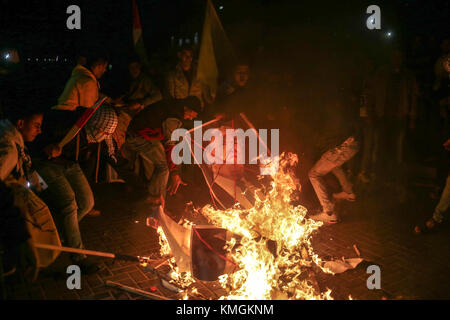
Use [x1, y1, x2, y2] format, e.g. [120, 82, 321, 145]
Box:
[386, 31, 393, 37]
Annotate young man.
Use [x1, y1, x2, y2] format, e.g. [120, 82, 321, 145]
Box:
[122, 96, 201, 206]
[308, 99, 360, 224]
[121, 59, 162, 112]
[217, 63, 251, 100]
[0, 106, 60, 276]
[30, 53, 110, 270]
[112, 59, 162, 151]
[53, 54, 109, 111]
[165, 45, 213, 110]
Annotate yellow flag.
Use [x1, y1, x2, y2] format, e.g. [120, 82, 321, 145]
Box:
[196, 0, 236, 95]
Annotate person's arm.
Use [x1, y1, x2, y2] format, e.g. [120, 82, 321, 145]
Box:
[141, 78, 163, 107]
[162, 118, 187, 195]
[162, 118, 183, 173]
[164, 72, 176, 101]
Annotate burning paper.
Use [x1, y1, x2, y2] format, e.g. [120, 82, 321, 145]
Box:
[202, 153, 333, 300]
[155, 152, 337, 299]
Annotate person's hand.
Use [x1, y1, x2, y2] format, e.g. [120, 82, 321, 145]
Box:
[128, 102, 144, 112]
[167, 174, 187, 196]
[43, 144, 62, 159]
[112, 96, 125, 106]
[443, 139, 450, 151]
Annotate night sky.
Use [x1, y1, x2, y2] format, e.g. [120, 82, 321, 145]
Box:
[0, 0, 448, 101]
[1, 0, 448, 59]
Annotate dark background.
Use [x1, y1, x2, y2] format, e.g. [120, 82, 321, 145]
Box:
[0, 0, 448, 104]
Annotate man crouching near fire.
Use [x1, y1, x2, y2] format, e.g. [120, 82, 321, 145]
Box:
[308, 98, 360, 224]
[122, 96, 201, 207]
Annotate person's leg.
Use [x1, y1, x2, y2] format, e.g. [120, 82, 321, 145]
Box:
[64, 162, 95, 222]
[331, 139, 359, 200]
[309, 150, 339, 213]
[35, 162, 86, 261]
[146, 142, 170, 200]
[332, 167, 354, 194]
[432, 174, 450, 224]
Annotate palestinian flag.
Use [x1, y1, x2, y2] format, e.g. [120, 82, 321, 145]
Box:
[132, 0, 149, 66]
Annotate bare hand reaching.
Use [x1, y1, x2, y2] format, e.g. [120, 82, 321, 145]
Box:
[167, 174, 187, 196]
[43, 144, 62, 159]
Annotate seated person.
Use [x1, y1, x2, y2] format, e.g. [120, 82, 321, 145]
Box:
[112, 58, 162, 151]
[122, 96, 201, 206]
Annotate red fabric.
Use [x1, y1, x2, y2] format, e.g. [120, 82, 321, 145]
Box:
[138, 128, 164, 141]
[131, 0, 142, 30]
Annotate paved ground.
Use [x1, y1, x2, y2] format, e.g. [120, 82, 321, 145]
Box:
[2, 165, 450, 300]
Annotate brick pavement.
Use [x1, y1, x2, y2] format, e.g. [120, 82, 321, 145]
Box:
[2, 176, 449, 300]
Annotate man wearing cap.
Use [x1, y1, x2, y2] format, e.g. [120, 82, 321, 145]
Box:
[122, 96, 201, 205]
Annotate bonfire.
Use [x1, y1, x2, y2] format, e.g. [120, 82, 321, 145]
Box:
[157, 152, 333, 300]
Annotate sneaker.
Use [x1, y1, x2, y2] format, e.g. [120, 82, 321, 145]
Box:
[309, 211, 339, 224]
[332, 192, 356, 202]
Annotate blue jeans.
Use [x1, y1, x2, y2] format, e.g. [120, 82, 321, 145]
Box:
[35, 160, 94, 261]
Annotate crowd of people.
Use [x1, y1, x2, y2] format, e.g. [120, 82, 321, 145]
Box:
[0, 38, 448, 282]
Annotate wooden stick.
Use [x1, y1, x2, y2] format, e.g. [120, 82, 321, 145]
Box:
[33, 243, 116, 259]
[239, 112, 270, 155]
[187, 116, 222, 134]
[105, 280, 172, 300]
